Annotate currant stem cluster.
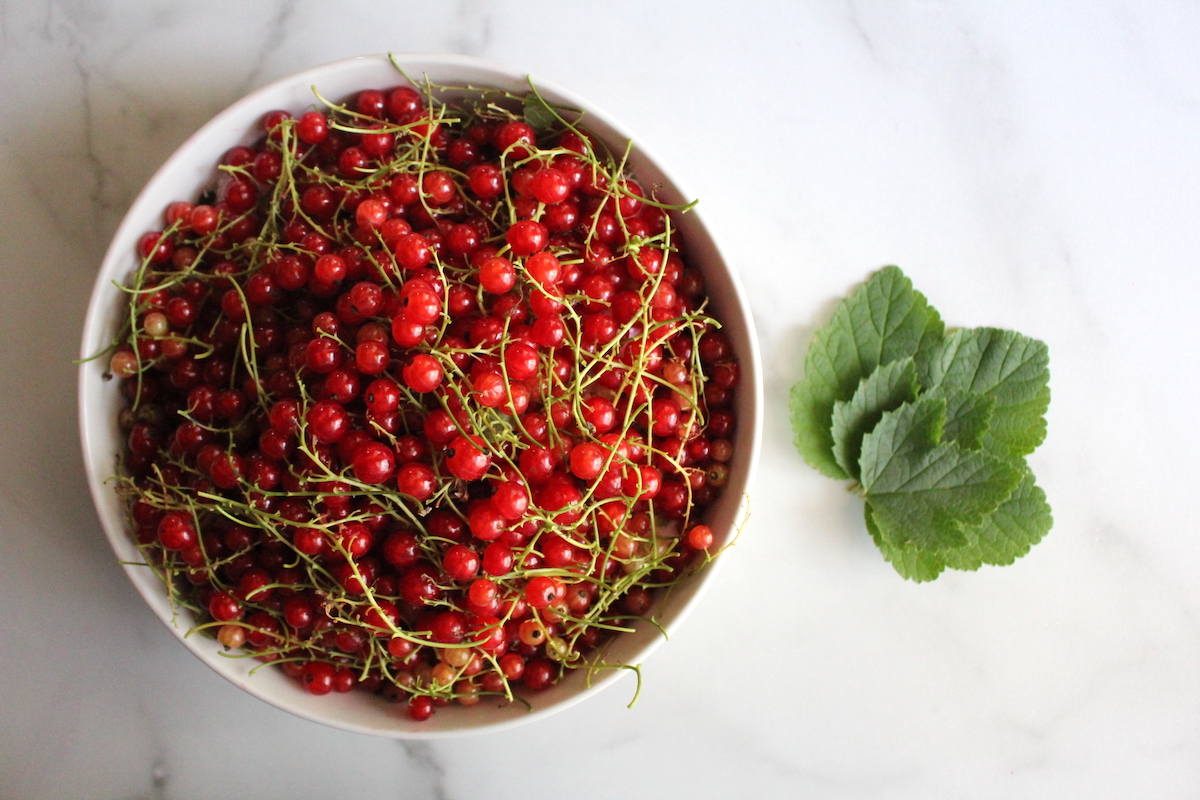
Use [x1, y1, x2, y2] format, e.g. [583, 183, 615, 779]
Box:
[104, 74, 741, 718]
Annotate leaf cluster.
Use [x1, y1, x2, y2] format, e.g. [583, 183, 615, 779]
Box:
[790, 266, 1052, 581]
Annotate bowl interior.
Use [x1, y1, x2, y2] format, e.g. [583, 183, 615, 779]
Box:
[79, 53, 763, 738]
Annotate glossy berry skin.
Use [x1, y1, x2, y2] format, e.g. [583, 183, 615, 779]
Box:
[503, 342, 539, 380]
[296, 111, 329, 144]
[468, 503, 506, 542]
[352, 441, 395, 484]
[471, 615, 506, 652]
[395, 463, 436, 501]
[157, 511, 197, 550]
[492, 481, 529, 520]
[301, 662, 336, 695]
[283, 596, 316, 630]
[482, 542, 514, 576]
[307, 400, 350, 443]
[400, 285, 440, 325]
[530, 168, 570, 204]
[422, 171, 456, 205]
[360, 599, 399, 635]
[569, 442, 607, 481]
[355, 340, 390, 375]
[402, 354, 443, 393]
[687, 524, 715, 551]
[305, 337, 342, 373]
[522, 658, 555, 690]
[443, 544, 480, 582]
[208, 591, 243, 622]
[428, 610, 467, 644]
[472, 372, 507, 408]
[408, 695, 434, 721]
[505, 220, 548, 256]
[524, 576, 561, 609]
[364, 378, 401, 414]
[378, 527, 419, 568]
[464, 164, 501, 200]
[395, 233, 431, 270]
[524, 252, 560, 287]
[446, 435, 490, 481]
[478, 256, 516, 293]
[423, 409, 458, 445]
[322, 368, 360, 404]
[493, 120, 535, 158]
[293, 527, 325, 556]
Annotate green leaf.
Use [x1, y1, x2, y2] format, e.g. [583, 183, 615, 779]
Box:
[860, 395, 1022, 551]
[869, 468, 1052, 580]
[866, 504, 947, 582]
[523, 92, 559, 132]
[830, 357, 919, 480]
[938, 391, 995, 451]
[791, 267, 1053, 581]
[918, 327, 1050, 459]
[940, 469, 1053, 570]
[791, 266, 944, 479]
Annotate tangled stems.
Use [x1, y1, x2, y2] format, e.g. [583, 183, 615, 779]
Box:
[105, 73, 741, 716]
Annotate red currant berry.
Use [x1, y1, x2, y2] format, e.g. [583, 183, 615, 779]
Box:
[395, 233, 432, 270]
[408, 694, 434, 721]
[307, 400, 350, 444]
[492, 481, 529, 520]
[443, 544, 481, 582]
[157, 511, 196, 550]
[428, 610, 467, 644]
[208, 591, 243, 622]
[530, 167, 571, 204]
[524, 576, 561, 609]
[493, 120, 535, 158]
[506, 220, 548, 257]
[401, 353, 444, 393]
[467, 163, 504, 199]
[468, 502, 506, 542]
[570, 442, 607, 481]
[502, 342, 539, 380]
[687, 524, 715, 551]
[482, 541, 515, 576]
[472, 371, 508, 408]
[352, 441, 396, 484]
[300, 661, 335, 695]
[446, 435, 491, 481]
[382, 530, 421, 568]
[396, 463, 436, 501]
[478, 256, 516, 294]
[422, 170, 456, 206]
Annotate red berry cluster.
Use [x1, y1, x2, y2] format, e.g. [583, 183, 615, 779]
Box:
[107, 80, 740, 721]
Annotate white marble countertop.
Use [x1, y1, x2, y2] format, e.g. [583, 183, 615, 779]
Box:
[2, 1, 1198, 797]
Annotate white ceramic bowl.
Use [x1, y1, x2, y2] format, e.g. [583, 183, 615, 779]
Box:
[78, 53, 762, 738]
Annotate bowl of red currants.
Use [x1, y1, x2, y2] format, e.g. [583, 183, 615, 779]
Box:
[79, 53, 762, 737]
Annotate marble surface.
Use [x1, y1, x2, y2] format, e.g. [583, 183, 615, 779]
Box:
[1, 1, 1198, 797]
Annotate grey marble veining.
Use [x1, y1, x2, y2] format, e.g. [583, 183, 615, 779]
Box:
[2, 1, 1199, 797]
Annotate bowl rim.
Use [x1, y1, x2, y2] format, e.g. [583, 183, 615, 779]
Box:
[78, 51, 764, 738]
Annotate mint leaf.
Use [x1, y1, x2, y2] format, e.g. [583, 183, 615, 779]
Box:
[830, 357, 919, 480]
[869, 469, 1052, 580]
[791, 266, 944, 479]
[860, 395, 1022, 551]
[918, 328, 1050, 459]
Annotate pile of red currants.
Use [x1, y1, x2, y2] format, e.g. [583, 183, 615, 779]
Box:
[107, 79, 740, 720]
